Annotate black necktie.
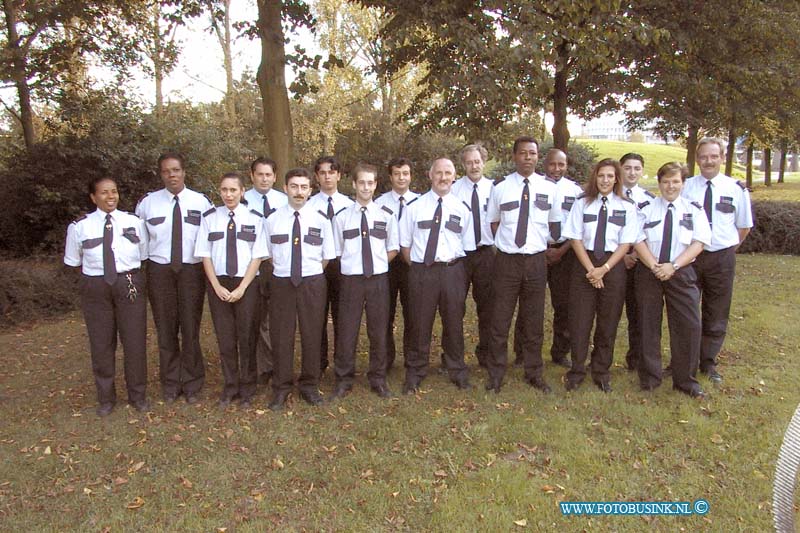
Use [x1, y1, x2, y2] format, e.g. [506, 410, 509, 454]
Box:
[103, 213, 117, 286]
[424, 198, 442, 266]
[398, 195, 405, 220]
[226, 211, 237, 277]
[361, 207, 374, 277]
[327, 197, 334, 220]
[659, 203, 674, 263]
[291, 211, 302, 287]
[262, 194, 271, 218]
[704, 180, 713, 228]
[515, 178, 529, 248]
[471, 183, 481, 246]
[170, 195, 182, 273]
[593, 196, 608, 259]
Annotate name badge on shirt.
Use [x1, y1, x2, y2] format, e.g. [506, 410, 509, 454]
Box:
[608, 210, 626, 226]
[122, 227, 140, 243]
[445, 214, 462, 233]
[308, 227, 322, 237]
[562, 197, 575, 211]
[185, 210, 201, 225]
[716, 196, 735, 213]
[374, 220, 387, 230]
[534, 193, 551, 210]
[680, 213, 693, 230]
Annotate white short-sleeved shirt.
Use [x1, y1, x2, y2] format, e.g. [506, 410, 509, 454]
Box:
[548, 175, 584, 243]
[334, 201, 399, 276]
[244, 187, 288, 218]
[374, 189, 420, 222]
[308, 190, 354, 229]
[266, 203, 336, 278]
[563, 192, 638, 252]
[194, 204, 269, 277]
[681, 174, 754, 252]
[135, 187, 212, 265]
[400, 190, 472, 263]
[450, 175, 494, 249]
[64, 209, 147, 275]
[624, 184, 656, 209]
[486, 172, 560, 254]
[636, 196, 712, 263]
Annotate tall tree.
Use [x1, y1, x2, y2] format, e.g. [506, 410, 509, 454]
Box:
[208, 0, 236, 123]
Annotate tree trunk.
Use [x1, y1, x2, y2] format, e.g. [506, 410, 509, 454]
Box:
[3, 0, 36, 150]
[778, 140, 787, 184]
[791, 151, 799, 172]
[212, 0, 236, 123]
[257, 0, 294, 182]
[686, 125, 699, 176]
[745, 141, 754, 189]
[764, 147, 772, 186]
[725, 125, 736, 176]
[151, 6, 164, 117]
[551, 41, 570, 150]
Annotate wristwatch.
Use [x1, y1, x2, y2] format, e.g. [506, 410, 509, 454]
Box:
[672, 262, 680, 271]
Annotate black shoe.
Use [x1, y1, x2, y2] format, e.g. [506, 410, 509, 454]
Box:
[526, 376, 552, 393]
[402, 381, 419, 395]
[370, 384, 395, 398]
[552, 358, 572, 369]
[300, 390, 324, 406]
[185, 393, 199, 405]
[690, 388, 707, 400]
[96, 403, 114, 417]
[596, 381, 612, 393]
[329, 383, 352, 400]
[131, 399, 151, 412]
[703, 367, 723, 385]
[268, 391, 290, 411]
[453, 378, 473, 390]
[258, 372, 272, 386]
[626, 359, 638, 371]
[218, 396, 233, 408]
[163, 393, 178, 404]
[239, 396, 252, 408]
[564, 380, 580, 392]
[484, 376, 502, 393]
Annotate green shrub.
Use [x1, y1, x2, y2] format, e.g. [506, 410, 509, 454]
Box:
[0, 259, 77, 328]
[738, 200, 800, 255]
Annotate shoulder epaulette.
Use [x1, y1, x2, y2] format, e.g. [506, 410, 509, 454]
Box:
[127, 211, 140, 218]
[644, 190, 656, 198]
[494, 176, 506, 186]
[691, 201, 702, 210]
[203, 207, 216, 217]
[545, 176, 557, 184]
[72, 214, 88, 224]
[406, 197, 419, 206]
[335, 206, 348, 216]
[241, 198, 249, 206]
[736, 180, 748, 191]
[202, 193, 212, 204]
[577, 192, 587, 199]
[381, 205, 394, 215]
[462, 200, 472, 211]
[250, 209, 262, 217]
[136, 191, 151, 204]
[637, 200, 650, 210]
[621, 196, 635, 204]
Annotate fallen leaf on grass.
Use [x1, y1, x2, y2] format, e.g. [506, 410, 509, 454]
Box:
[126, 497, 145, 509]
[360, 469, 374, 479]
[710, 434, 724, 444]
[434, 470, 448, 478]
[179, 477, 193, 489]
[514, 518, 527, 527]
[271, 458, 284, 470]
[114, 477, 128, 486]
[128, 461, 145, 474]
[43, 446, 51, 455]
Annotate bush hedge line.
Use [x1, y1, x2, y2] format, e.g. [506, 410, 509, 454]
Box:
[738, 200, 800, 255]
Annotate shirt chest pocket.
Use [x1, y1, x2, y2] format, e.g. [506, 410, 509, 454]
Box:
[208, 232, 224, 242]
[369, 226, 388, 239]
[342, 228, 360, 240]
[643, 220, 662, 242]
[122, 227, 140, 244]
[184, 210, 201, 226]
[82, 237, 104, 249]
[237, 225, 256, 242]
[499, 200, 520, 223]
[444, 215, 462, 234]
[304, 228, 323, 246]
[147, 217, 166, 226]
[608, 210, 627, 227]
[715, 197, 735, 214]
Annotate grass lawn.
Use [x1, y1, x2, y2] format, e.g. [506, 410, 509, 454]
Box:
[1, 254, 798, 531]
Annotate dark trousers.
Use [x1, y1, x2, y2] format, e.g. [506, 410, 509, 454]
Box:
[488, 251, 547, 382]
[693, 246, 736, 370]
[566, 252, 626, 385]
[270, 274, 327, 395]
[80, 271, 147, 405]
[147, 261, 206, 396]
[206, 276, 259, 401]
[458, 246, 494, 365]
[386, 256, 411, 370]
[635, 264, 702, 393]
[547, 245, 576, 360]
[334, 273, 390, 388]
[405, 261, 468, 384]
[255, 260, 275, 377]
[624, 260, 642, 369]
[321, 258, 341, 369]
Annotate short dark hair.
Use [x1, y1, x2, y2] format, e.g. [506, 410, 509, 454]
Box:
[250, 157, 277, 175]
[285, 167, 312, 184]
[88, 177, 116, 195]
[620, 152, 644, 166]
[314, 156, 341, 173]
[513, 136, 539, 154]
[157, 151, 185, 171]
[352, 162, 378, 180]
[387, 157, 413, 174]
[220, 171, 246, 189]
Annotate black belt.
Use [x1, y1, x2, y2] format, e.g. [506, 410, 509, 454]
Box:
[466, 245, 492, 255]
[548, 241, 569, 249]
[497, 250, 544, 257]
[413, 258, 463, 267]
[84, 268, 140, 278]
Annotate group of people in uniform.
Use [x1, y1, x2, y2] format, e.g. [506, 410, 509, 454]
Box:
[64, 135, 753, 416]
